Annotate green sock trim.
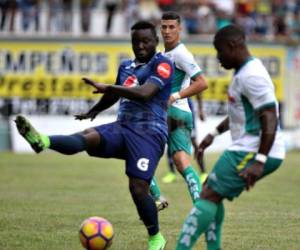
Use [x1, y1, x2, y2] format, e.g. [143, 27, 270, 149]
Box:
[183, 166, 202, 203]
[150, 176, 161, 200]
[41, 135, 50, 149]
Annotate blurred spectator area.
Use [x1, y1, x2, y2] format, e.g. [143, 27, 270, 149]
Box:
[0, 0, 300, 42]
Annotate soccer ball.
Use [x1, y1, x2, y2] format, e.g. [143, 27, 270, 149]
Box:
[79, 216, 114, 250]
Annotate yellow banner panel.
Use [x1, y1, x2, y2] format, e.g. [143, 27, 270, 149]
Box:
[0, 41, 285, 101]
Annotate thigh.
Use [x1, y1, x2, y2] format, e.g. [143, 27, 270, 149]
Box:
[123, 126, 166, 183]
[86, 122, 126, 159]
[168, 127, 192, 155]
[167, 106, 193, 155]
[207, 151, 252, 200]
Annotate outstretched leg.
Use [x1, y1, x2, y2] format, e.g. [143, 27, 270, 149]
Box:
[15, 115, 99, 155]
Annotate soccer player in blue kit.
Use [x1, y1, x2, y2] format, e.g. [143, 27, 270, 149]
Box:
[15, 21, 173, 250]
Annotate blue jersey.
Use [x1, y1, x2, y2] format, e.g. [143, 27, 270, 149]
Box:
[115, 52, 173, 138]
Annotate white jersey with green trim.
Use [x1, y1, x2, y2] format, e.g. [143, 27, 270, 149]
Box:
[163, 43, 202, 113]
[227, 57, 285, 159]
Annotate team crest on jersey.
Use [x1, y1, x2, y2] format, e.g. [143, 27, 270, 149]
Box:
[157, 62, 171, 79]
[123, 75, 138, 87]
[227, 93, 236, 103]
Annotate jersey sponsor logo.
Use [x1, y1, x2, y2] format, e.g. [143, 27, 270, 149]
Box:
[123, 75, 138, 87]
[137, 158, 149, 171]
[227, 93, 236, 103]
[157, 62, 171, 79]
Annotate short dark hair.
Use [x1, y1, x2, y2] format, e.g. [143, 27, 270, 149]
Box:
[214, 24, 246, 43]
[161, 11, 181, 24]
[131, 21, 157, 37]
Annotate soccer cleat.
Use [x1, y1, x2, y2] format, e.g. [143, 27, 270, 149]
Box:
[200, 172, 208, 184]
[162, 172, 177, 184]
[148, 232, 166, 250]
[15, 115, 47, 153]
[155, 195, 169, 211]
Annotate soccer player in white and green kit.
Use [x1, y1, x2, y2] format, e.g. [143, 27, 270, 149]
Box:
[176, 24, 286, 249]
[150, 12, 208, 205]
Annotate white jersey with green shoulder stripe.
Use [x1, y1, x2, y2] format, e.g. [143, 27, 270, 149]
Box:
[163, 42, 202, 113]
[227, 57, 285, 159]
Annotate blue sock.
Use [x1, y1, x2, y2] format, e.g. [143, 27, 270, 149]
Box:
[49, 134, 87, 155]
[134, 194, 159, 236]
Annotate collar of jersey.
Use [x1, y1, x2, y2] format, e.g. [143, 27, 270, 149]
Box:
[234, 56, 255, 75]
[130, 52, 160, 68]
[165, 42, 181, 52]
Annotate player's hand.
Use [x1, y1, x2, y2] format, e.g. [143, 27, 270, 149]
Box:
[74, 112, 97, 121]
[239, 162, 264, 191]
[168, 95, 176, 106]
[82, 77, 108, 94]
[197, 134, 214, 167]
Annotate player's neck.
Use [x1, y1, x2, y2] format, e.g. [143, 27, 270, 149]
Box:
[235, 53, 253, 72]
[164, 40, 180, 52]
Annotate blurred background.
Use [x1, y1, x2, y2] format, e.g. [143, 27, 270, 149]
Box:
[1, 0, 300, 153]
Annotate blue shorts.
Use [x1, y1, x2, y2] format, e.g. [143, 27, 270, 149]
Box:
[88, 121, 166, 182]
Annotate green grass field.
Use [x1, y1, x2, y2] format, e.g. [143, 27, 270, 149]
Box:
[0, 151, 299, 250]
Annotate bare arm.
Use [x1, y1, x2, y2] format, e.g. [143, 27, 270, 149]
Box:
[239, 107, 278, 190]
[169, 74, 208, 104]
[178, 74, 208, 98]
[75, 77, 160, 120]
[196, 117, 229, 165]
[215, 117, 230, 134]
[106, 82, 160, 102]
[75, 92, 120, 121]
[257, 107, 277, 155]
[82, 77, 160, 102]
[195, 92, 205, 121]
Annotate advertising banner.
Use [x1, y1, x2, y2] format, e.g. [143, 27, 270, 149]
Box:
[0, 40, 285, 101]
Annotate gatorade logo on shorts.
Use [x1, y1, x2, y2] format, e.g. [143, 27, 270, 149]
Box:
[123, 75, 138, 87]
[157, 62, 171, 79]
[137, 158, 149, 171]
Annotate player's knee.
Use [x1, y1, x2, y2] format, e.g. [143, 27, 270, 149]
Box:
[173, 151, 190, 170]
[201, 185, 223, 203]
[81, 128, 101, 148]
[82, 128, 95, 135]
